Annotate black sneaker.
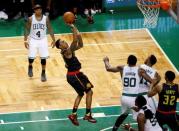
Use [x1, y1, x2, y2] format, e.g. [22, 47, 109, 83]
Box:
[41, 73, 47, 82]
[28, 66, 33, 77]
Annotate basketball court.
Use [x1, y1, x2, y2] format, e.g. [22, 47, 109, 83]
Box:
[0, 0, 179, 131]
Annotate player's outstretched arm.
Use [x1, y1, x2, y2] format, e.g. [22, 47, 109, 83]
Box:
[46, 17, 55, 48]
[69, 24, 83, 52]
[103, 56, 123, 73]
[24, 17, 31, 49]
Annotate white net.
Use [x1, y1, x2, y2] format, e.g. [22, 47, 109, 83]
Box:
[137, 0, 160, 28]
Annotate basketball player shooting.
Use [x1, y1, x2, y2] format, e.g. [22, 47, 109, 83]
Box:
[55, 24, 97, 126]
[24, 4, 55, 82]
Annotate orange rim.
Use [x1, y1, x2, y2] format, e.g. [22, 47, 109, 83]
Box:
[137, 0, 161, 8]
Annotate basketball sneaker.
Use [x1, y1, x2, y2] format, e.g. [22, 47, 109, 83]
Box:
[28, 66, 33, 77]
[68, 114, 79, 126]
[41, 73, 47, 82]
[83, 113, 97, 123]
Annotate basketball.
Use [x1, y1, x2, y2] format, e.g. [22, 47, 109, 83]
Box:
[63, 12, 75, 24]
[160, 1, 170, 11]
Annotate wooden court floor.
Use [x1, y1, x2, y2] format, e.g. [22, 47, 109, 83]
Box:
[0, 29, 178, 113]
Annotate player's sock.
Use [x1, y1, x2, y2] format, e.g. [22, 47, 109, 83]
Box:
[86, 108, 91, 115]
[28, 65, 33, 77]
[72, 107, 78, 115]
[112, 113, 128, 131]
[41, 70, 46, 82]
[42, 69, 45, 74]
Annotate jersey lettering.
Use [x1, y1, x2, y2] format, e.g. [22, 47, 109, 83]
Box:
[33, 23, 45, 30]
[163, 95, 176, 106]
[124, 77, 136, 87]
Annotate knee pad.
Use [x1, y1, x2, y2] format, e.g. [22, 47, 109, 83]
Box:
[28, 58, 34, 64]
[41, 59, 46, 65]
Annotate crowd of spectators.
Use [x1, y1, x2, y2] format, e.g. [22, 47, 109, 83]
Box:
[0, 0, 102, 23]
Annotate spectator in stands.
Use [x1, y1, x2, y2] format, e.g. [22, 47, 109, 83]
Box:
[0, 1, 9, 20]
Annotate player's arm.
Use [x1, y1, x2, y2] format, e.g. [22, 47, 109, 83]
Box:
[69, 24, 83, 52]
[139, 68, 153, 83]
[154, 72, 161, 85]
[103, 56, 123, 73]
[46, 17, 55, 48]
[24, 17, 31, 49]
[148, 84, 161, 97]
[137, 113, 145, 131]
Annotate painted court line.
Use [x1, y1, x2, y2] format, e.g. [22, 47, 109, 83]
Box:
[0, 113, 142, 125]
[0, 116, 84, 125]
[0, 113, 120, 125]
[146, 29, 179, 74]
[0, 105, 120, 115]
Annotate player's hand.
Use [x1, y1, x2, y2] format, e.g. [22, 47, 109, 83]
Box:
[24, 41, 29, 49]
[131, 106, 139, 112]
[51, 41, 55, 48]
[103, 56, 109, 62]
[122, 123, 131, 130]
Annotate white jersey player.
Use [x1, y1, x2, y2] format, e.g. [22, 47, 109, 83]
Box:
[139, 55, 161, 113]
[24, 4, 55, 82]
[124, 95, 162, 131]
[103, 55, 154, 131]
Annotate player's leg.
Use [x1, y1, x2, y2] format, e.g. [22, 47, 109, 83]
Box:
[39, 37, 49, 82]
[75, 72, 96, 123]
[155, 111, 166, 129]
[28, 38, 37, 77]
[112, 113, 128, 131]
[84, 89, 97, 123]
[40, 58, 47, 82]
[167, 114, 179, 131]
[67, 74, 85, 126]
[113, 96, 135, 131]
[112, 96, 131, 131]
[28, 58, 34, 77]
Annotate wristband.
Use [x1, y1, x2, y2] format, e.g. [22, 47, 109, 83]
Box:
[129, 127, 132, 131]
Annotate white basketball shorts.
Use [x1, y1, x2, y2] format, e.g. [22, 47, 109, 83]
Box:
[121, 95, 137, 120]
[28, 37, 49, 59]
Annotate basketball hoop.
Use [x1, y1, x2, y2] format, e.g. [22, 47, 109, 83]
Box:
[137, 0, 161, 28]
